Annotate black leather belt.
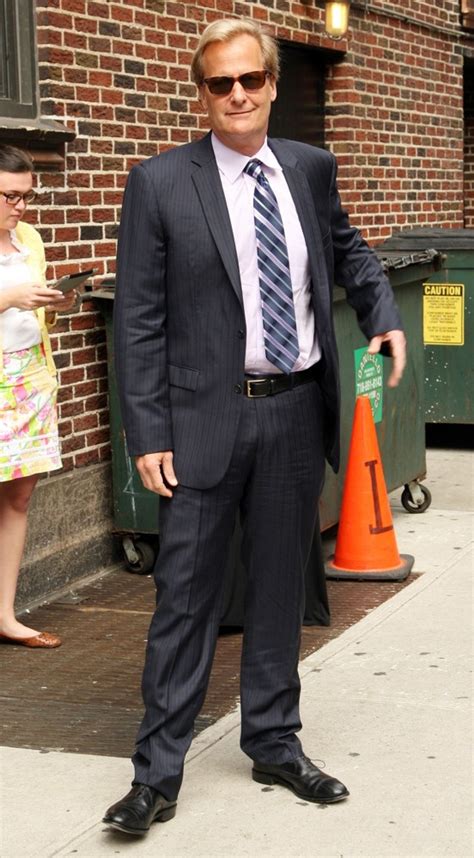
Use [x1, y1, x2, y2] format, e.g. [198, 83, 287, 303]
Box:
[244, 363, 321, 398]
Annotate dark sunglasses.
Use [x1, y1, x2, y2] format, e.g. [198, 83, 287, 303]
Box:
[1, 190, 37, 206]
[203, 70, 271, 96]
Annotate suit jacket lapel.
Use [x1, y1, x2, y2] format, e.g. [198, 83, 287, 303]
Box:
[190, 134, 243, 308]
[189, 135, 330, 314]
[268, 139, 331, 316]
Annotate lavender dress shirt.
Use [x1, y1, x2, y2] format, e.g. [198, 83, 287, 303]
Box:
[212, 133, 321, 375]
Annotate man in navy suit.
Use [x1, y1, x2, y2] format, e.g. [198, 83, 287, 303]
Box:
[104, 18, 406, 836]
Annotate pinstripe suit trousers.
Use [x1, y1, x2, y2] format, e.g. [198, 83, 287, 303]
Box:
[132, 378, 326, 800]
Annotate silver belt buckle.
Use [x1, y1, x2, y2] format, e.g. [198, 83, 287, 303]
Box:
[245, 378, 269, 398]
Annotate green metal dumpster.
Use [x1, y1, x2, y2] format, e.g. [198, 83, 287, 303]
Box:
[89, 286, 222, 568]
[379, 229, 474, 425]
[87, 285, 159, 573]
[320, 247, 443, 524]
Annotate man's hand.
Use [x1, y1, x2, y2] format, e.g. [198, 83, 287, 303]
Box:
[367, 329, 406, 388]
[135, 451, 178, 497]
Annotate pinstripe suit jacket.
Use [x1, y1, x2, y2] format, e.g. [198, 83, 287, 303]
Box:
[114, 132, 402, 489]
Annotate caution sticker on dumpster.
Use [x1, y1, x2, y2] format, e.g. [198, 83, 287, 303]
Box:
[354, 347, 383, 423]
[423, 283, 464, 345]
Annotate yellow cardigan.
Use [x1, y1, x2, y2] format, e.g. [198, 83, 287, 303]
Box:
[0, 220, 57, 381]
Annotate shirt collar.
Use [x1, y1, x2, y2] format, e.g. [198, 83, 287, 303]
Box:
[211, 133, 282, 184]
[10, 230, 28, 253]
[0, 230, 29, 262]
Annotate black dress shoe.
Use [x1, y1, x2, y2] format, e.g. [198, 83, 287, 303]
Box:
[103, 784, 177, 835]
[252, 755, 349, 803]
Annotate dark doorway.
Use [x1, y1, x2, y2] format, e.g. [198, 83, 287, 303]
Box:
[463, 57, 474, 228]
[269, 42, 337, 148]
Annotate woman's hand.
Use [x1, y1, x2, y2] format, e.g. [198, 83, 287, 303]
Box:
[45, 289, 78, 313]
[0, 282, 66, 312]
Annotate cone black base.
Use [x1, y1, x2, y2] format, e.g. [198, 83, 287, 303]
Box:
[325, 553, 414, 581]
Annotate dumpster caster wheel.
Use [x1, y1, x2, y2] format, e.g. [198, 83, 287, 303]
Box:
[122, 537, 156, 574]
[401, 483, 432, 514]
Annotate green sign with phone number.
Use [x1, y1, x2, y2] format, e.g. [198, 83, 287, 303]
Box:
[354, 347, 384, 423]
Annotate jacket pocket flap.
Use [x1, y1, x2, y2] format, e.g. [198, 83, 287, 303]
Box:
[168, 363, 199, 391]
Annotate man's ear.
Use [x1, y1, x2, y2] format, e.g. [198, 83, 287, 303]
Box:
[197, 86, 207, 110]
[270, 77, 277, 103]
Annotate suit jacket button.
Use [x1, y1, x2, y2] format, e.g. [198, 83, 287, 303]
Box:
[237, 329, 245, 339]
[234, 384, 242, 394]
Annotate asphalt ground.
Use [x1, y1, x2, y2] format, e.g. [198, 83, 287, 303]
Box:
[0, 549, 415, 758]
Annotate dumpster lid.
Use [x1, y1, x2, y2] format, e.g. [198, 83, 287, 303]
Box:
[379, 228, 474, 251]
[84, 278, 115, 300]
[374, 247, 443, 272]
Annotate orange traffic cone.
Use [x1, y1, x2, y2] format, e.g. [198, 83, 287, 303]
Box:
[326, 395, 414, 581]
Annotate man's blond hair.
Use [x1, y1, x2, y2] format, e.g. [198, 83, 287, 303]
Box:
[191, 18, 280, 85]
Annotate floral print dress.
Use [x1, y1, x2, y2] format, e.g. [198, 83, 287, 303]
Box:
[0, 241, 61, 482]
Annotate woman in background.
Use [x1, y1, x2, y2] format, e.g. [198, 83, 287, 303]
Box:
[0, 144, 75, 648]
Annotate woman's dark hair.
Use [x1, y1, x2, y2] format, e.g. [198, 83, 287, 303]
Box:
[0, 144, 34, 174]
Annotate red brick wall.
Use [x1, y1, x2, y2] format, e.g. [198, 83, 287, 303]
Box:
[326, 2, 465, 237]
[24, 0, 472, 470]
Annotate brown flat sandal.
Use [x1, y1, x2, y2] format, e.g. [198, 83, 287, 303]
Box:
[0, 631, 62, 648]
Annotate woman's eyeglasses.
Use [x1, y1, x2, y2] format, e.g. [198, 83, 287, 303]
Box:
[203, 70, 270, 96]
[1, 190, 37, 206]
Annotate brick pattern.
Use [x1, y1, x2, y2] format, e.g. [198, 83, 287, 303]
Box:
[21, 0, 472, 470]
[326, 3, 465, 237]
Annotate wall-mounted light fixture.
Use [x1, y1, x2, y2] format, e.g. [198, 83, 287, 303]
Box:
[324, 0, 351, 39]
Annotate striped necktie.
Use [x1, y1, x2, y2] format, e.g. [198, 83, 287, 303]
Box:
[244, 159, 299, 374]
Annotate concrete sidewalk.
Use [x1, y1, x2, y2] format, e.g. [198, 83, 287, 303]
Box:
[1, 447, 472, 858]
